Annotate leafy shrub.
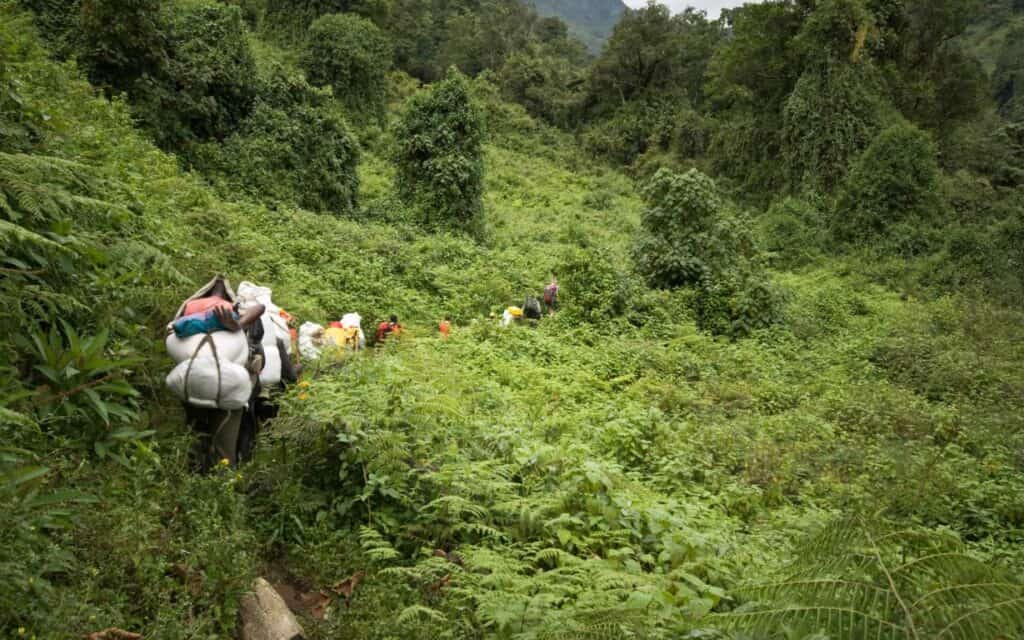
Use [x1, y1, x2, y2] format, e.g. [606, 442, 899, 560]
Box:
[157, 1, 258, 146]
[497, 44, 585, 128]
[634, 168, 729, 288]
[77, 0, 166, 95]
[555, 246, 638, 324]
[392, 69, 485, 234]
[0, 27, 45, 151]
[756, 197, 827, 268]
[220, 101, 360, 214]
[635, 168, 780, 337]
[693, 269, 782, 338]
[77, 0, 258, 149]
[253, 60, 327, 111]
[16, 0, 82, 50]
[833, 122, 942, 244]
[783, 62, 883, 190]
[580, 96, 680, 166]
[301, 13, 392, 119]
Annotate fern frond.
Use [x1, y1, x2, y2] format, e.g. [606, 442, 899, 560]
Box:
[454, 522, 506, 540]
[396, 604, 447, 625]
[422, 494, 490, 521]
[935, 596, 1024, 639]
[716, 605, 909, 639]
[535, 547, 583, 568]
[912, 582, 1024, 612]
[0, 219, 70, 252]
[358, 525, 400, 562]
[740, 578, 892, 609]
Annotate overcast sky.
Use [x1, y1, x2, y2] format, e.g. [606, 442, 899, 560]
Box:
[622, 0, 759, 20]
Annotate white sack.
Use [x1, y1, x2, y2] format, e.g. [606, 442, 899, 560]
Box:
[166, 330, 249, 366]
[341, 313, 362, 329]
[298, 322, 324, 360]
[166, 357, 252, 410]
[259, 346, 282, 387]
[238, 281, 291, 345]
[258, 314, 279, 348]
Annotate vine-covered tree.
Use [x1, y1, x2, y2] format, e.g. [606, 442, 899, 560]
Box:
[833, 122, 942, 243]
[782, 0, 886, 191]
[392, 69, 484, 233]
[301, 13, 393, 119]
[993, 23, 1024, 123]
[77, 0, 166, 94]
[160, 2, 258, 144]
[222, 102, 360, 215]
[634, 168, 778, 336]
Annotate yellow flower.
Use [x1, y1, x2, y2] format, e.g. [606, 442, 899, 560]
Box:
[219, 458, 230, 467]
[298, 393, 310, 401]
[235, 473, 243, 481]
[17, 628, 25, 636]
[298, 380, 310, 388]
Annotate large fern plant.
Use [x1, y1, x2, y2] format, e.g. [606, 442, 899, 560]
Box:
[716, 517, 1024, 639]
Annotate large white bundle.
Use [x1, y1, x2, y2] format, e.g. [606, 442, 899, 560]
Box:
[259, 346, 282, 387]
[258, 314, 280, 348]
[166, 330, 248, 366]
[166, 357, 252, 410]
[238, 281, 291, 345]
[341, 313, 362, 329]
[298, 322, 324, 360]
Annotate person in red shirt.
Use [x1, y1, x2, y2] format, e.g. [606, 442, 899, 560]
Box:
[438, 317, 452, 338]
[376, 315, 402, 344]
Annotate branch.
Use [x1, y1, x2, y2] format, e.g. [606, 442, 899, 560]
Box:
[33, 373, 115, 406]
[862, 518, 920, 640]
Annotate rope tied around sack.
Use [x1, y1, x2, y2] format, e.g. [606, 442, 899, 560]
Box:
[182, 333, 223, 408]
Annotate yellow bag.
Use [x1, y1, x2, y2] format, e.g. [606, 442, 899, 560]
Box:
[323, 326, 346, 347]
[342, 326, 361, 351]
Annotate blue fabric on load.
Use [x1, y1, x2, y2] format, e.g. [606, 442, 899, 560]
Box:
[172, 310, 239, 338]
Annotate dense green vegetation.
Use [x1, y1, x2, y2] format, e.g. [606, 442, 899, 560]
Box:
[2, 0, 1024, 638]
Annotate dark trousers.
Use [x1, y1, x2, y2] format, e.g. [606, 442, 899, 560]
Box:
[185, 405, 243, 473]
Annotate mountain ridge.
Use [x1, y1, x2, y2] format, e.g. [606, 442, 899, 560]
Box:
[522, 0, 628, 51]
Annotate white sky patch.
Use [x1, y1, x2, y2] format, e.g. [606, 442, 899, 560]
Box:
[623, 0, 761, 20]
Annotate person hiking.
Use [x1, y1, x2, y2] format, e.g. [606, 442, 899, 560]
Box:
[523, 295, 543, 321]
[543, 277, 559, 316]
[376, 315, 402, 344]
[438, 317, 452, 339]
[166, 276, 265, 473]
[501, 306, 524, 328]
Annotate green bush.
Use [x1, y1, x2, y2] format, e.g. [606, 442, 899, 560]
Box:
[77, 0, 258, 150]
[157, 1, 258, 146]
[220, 101, 360, 214]
[392, 69, 485, 234]
[580, 96, 681, 166]
[555, 246, 639, 324]
[782, 63, 884, 191]
[301, 13, 392, 119]
[635, 168, 781, 337]
[634, 168, 728, 288]
[77, 0, 166, 95]
[756, 197, 827, 268]
[833, 122, 942, 244]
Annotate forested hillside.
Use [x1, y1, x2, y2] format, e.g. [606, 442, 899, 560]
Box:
[524, 0, 627, 51]
[3, 0, 1024, 638]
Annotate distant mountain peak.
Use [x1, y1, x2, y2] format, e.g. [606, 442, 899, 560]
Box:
[522, 0, 628, 52]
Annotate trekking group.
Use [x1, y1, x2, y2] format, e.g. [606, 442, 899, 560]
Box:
[165, 275, 560, 472]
